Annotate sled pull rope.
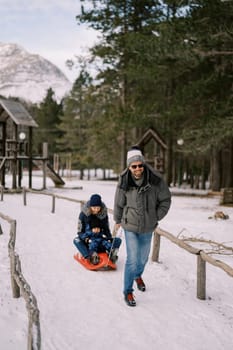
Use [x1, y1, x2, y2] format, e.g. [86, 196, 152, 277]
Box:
[105, 224, 118, 267]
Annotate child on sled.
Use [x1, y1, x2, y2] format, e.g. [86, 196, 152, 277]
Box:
[73, 194, 121, 265]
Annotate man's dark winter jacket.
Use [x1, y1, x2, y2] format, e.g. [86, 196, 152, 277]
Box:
[114, 164, 171, 233]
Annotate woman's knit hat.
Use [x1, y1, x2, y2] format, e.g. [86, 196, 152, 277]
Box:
[90, 194, 102, 207]
[127, 147, 145, 166]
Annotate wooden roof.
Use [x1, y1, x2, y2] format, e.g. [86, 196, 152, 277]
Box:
[136, 127, 167, 150]
[0, 98, 38, 127]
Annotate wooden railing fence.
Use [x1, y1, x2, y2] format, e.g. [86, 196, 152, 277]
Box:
[152, 227, 233, 300]
[0, 212, 41, 350]
[22, 188, 86, 213]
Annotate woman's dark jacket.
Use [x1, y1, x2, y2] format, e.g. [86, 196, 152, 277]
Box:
[77, 201, 112, 241]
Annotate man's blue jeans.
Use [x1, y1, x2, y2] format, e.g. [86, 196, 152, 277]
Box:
[124, 230, 153, 295]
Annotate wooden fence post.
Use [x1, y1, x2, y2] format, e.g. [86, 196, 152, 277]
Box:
[1, 186, 3, 201]
[9, 220, 20, 298]
[10, 253, 20, 298]
[197, 254, 206, 300]
[23, 187, 27, 206]
[52, 195, 55, 213]
[28, 308, 41, 350]
[151, 231, 161, 262]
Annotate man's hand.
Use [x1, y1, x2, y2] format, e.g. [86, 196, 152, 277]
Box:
[115, 223, 121, 231]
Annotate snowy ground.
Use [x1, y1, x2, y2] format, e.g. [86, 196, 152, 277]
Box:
[0, 172, 233, 350]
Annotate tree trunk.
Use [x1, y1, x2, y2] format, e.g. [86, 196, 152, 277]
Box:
[166, 137, 173, 186]
[222, 138, 233, 187]
[210, 147, 221, 191]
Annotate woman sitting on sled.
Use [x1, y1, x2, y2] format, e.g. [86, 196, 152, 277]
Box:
[73, 194, 122, 265]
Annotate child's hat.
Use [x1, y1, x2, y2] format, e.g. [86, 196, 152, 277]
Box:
[90, 194, 102, 206]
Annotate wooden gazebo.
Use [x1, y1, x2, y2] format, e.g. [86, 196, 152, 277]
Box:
[136, 127, 167, 173]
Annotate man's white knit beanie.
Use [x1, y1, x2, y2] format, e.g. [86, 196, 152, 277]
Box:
[127, 147, 145, 166]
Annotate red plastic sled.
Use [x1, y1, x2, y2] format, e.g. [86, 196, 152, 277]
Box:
[74, 252, 117, 271]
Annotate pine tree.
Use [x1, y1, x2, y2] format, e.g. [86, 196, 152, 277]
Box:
[33, 88, 63, 162]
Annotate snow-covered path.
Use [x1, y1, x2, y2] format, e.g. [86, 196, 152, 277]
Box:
[1, 178, 233, 349]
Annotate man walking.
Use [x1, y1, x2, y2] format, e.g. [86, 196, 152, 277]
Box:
[114, 146, 171, 306]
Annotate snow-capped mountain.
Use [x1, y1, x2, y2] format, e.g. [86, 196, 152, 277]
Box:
[0, 42, 72, 103]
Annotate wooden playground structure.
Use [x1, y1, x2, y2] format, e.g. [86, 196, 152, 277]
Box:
[0, 98, 65, 189]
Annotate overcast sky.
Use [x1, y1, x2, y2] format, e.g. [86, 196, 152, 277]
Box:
[0, 0, 98, 82]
